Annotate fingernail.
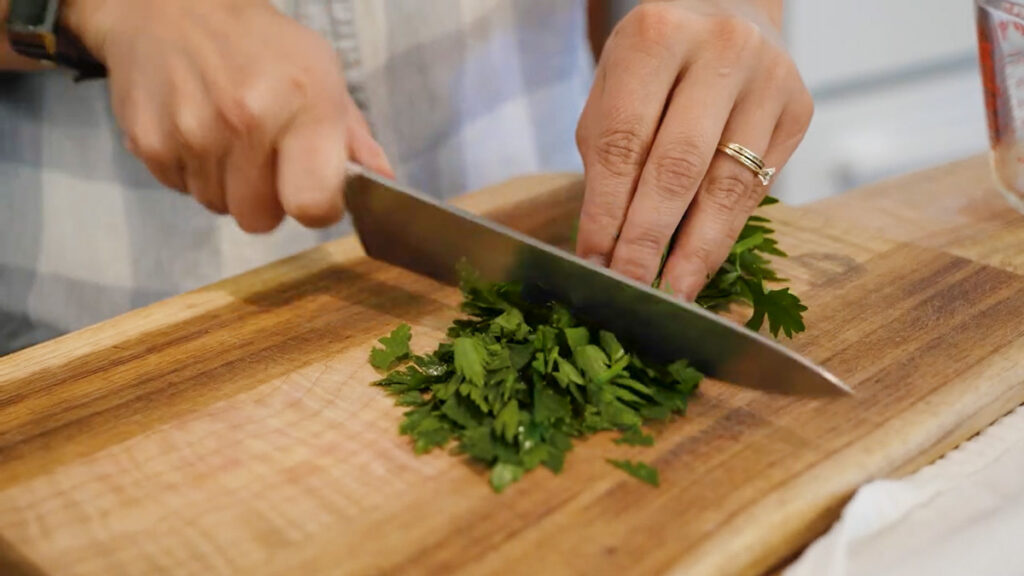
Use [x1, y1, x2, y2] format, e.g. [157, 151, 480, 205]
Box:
[586, 255, 608, 268]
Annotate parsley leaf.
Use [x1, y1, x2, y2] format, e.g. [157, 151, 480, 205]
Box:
[534, 383, 571, 424]
[573, 344, 610, 382]
[729, 231, 765, 255]
[369, 323, 412, 370]
[457, 426, 495, 462]
[667, 360, 702, 394]
[396, 390, 427, 407]
[494, 399, 520, 443]
[614, 427, 654, 446]
[453, 337, 488, 386]
[491, 462, 525, 493]
[607, 459, 660, 486]
[599, 330, 626, 362]
[691, 198, 806, 338]
[742, 279, 808, 338]
[442, 395, 481, 428]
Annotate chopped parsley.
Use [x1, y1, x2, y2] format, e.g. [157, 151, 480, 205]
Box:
[369, 199, 802, 492]
[606, 459, 660, 487]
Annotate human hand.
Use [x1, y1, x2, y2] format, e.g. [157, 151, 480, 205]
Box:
[574, 0, 812, 299]
[63, 0, 392, 232]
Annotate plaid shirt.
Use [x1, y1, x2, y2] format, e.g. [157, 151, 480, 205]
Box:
[0, 0, 593, 354]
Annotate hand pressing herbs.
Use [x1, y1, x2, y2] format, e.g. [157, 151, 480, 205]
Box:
[571, 196, 806, 338]
[370, 200, 803, 492]
[371, 267, 700, 492]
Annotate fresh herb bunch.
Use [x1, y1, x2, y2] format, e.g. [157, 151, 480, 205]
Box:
[370, 266, 701, 492]
[690, 196, 806, 338]
[369, 197, 804, 492]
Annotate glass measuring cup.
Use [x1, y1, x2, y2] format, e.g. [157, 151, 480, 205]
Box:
[977, 0, 1024, 213]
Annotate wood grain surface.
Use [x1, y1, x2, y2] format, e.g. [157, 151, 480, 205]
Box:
[810, 155, 1024, 275]
[1, 159, 1023, 576]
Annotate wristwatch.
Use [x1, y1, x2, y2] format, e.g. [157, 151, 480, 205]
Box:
[6, 0, 106, 80]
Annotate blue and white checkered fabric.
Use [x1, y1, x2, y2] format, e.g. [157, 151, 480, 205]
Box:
[0, 0, 593, 354]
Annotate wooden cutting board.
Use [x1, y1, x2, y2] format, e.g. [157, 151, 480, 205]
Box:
[2, 156, 1023, 576]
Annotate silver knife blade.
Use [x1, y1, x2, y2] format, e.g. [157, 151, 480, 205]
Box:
[343, 165, 850, 397]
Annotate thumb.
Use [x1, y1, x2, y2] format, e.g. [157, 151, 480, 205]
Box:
[347, 112, 395, 180]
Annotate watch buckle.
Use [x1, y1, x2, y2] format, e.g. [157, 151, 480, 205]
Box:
[7, 26, 58, 61]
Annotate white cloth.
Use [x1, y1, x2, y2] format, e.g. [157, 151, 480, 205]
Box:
[786, 404, 1024, 576]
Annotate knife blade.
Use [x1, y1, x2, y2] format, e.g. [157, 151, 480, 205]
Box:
[343, 164, 850, 397]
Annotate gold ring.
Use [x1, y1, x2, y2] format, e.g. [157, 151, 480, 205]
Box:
[716, 143, 776, 186]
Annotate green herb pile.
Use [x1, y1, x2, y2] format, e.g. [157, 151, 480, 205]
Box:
[369, 197, 803, 492]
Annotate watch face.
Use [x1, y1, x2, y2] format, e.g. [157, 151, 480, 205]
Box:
[8, 0, 60, 60]
[9, 0, 58, 29]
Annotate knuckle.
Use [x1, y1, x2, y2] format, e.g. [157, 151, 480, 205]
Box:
[593, 124, 649, 178]
[124, 128, 175, 168]
[575, 121, 588, 154]
[173, 113, 214, 155]
[705, 17, 761, 73]
[702, 172, 754, 212]
[620, 3, 679, 48]
[709, 15, 760, 49]
[219, 91, 264, 135]
[758, 54, 794, 92]
[622, 226, 668, 259]
[649, 141, 708, 194]
[283, 193, 343, 228]
[577, 199, 624, 255]
[685, 241, 717, 275]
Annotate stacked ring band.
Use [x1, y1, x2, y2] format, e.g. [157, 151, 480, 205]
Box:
[716, 142, 776, 186]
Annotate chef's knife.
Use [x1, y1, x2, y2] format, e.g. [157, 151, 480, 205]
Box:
[343, 164, 850, 397]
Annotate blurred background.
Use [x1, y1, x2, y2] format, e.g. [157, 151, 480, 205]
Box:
[594, 0, 987, 204]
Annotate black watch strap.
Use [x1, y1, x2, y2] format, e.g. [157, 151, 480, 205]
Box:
[7, 0, 107, 80]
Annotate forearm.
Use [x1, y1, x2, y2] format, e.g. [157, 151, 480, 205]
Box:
[0, 0, 51, 71]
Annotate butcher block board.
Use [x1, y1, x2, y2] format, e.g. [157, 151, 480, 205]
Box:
[2, 157, 1024, 576]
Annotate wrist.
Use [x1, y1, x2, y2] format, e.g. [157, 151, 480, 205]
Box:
[639, 0, 784, 30]
[59, 0, 111, 61]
